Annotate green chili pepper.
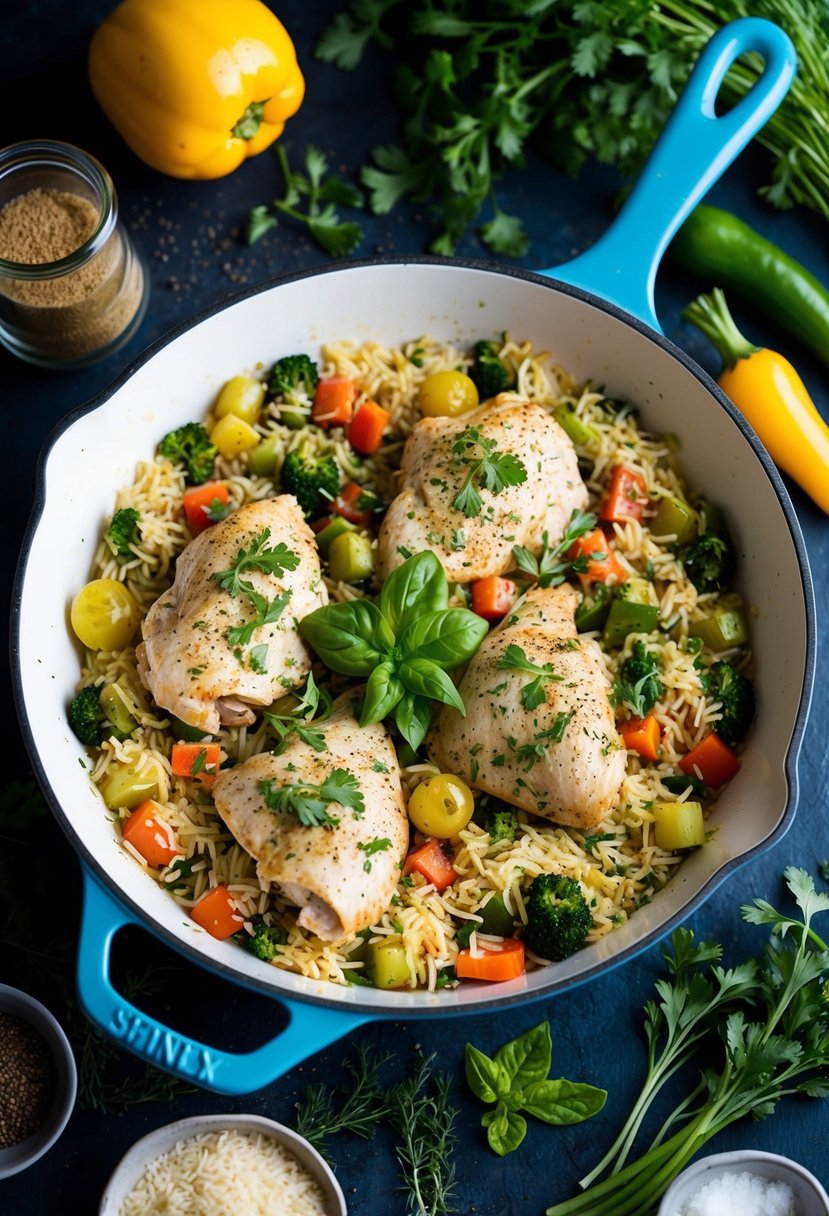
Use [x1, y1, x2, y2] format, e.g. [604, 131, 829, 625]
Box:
[671, 205, 829, 373]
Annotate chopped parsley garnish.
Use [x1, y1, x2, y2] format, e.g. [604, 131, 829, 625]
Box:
[226, 588, 292, 649]
[248, 644, 269, 674]
[214, 528, 300, 597]
[451, 427, 527, 518]
[207, 497, 233, 523]
[511, 509, 596, 587]
[263, 673, 332, 755]
[371, 759, 390, 773]
[259, 766, 365, 828]
[582, 831, 616, 855]
[357, 836, 393, 872]
[496, 643, 563, 710]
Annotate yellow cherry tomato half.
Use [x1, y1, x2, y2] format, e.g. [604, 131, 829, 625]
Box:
[407, 773, 475, 839]
[419, 370, 479, 418]
[70, 578, 140, 651]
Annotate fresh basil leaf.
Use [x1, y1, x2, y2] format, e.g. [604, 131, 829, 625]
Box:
[380, 551, 448, 636]
[465, 1043, 510, 1103]
[399, 658, 465, 713]
[394, 692, 433, 751]
[360, 660, 404, 725]
[399, 608, 488, 667]
[520, 1078, 607, 1125]
[493, 1021, 552, 1092]
[482, 1102, 527, 1156]
[299, 600, 394, 675]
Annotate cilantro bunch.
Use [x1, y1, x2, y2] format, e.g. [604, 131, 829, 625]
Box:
[317, 0, 829, 255]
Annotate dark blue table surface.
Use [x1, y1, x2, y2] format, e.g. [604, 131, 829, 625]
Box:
[2, 4, 827, 1214]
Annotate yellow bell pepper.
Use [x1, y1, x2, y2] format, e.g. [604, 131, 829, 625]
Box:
[88, 0, 304, 180]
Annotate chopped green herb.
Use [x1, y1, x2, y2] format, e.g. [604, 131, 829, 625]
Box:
[260, 766, 365, 828]
[451, 427, 527, 518]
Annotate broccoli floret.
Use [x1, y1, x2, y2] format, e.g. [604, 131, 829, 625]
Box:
[158, 423, 217, 485]
[68, 684, 103, 746]
[487, 806, 518, 844]
[107, 508, 141, 557]
[706, 661, 755, 744]
[683, 533, 736, 593]
[240, 918, 288, 962]
[615, 641, 665, 716]
[469, 340, 516, 399]
[523, 873, 593, 961]
[268, 354, 319, 404]
[280, 440, 340, 519]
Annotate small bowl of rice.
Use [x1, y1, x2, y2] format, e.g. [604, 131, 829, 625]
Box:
[98, 1113, 347, 1216]
[658, 1150, 829, 1216]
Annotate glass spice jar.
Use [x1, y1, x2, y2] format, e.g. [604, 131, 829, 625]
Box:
[0, 140, 148, 368]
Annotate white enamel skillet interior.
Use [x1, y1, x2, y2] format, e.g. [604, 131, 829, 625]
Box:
[10, 19, 816, 1094]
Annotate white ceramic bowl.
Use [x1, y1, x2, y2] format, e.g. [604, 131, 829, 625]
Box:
[658, 1150, 829, 1216]
[98, 1113, 347, 1215]
[0, 983, 77, 1179]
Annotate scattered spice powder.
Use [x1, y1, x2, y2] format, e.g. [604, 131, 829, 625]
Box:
[0, 1013, 55, 1147]
[0, 186, 145, 361]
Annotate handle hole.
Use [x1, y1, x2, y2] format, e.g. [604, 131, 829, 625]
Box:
[712, 51, 766, 117]
[110, 924, 290, 1052]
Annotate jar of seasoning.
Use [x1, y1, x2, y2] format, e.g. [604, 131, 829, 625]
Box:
[0, 140, 148, 367]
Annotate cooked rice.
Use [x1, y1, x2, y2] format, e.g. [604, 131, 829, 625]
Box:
[78, 334, 750, 990]
[118, 1129, 328, 1216]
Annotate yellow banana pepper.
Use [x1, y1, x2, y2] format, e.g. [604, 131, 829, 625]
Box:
[88, 0, 305, 180]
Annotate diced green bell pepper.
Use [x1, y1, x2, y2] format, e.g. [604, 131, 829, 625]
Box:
[328, 531, 374, 583]
[553, 404, 599, 447]
[652, 495, 698, 544]
[169, 715, 208, 743]
[476, 893, 515, 937]
[690, 607, 749, 650]
[602, 578, 659, 647]
[278, 405, 309, 430]
[247, 432, 282, 476]
[575, 583, 612, 632]
[315, 515, 357, 555]
[366, 940, 411, 989]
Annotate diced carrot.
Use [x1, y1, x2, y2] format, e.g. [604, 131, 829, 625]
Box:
[190, 884, 242, 940]
[569, 528, 629, 585]
[122, 800, 180, 868]
[312, 377, 356, 428]
[332, 481, 373, 525]
[679, 732, 740, 789]
[182, 482, 230, 536]
[620, 714, 661, 761]
[471, 576, 516, 622]
[600, 465, 649, 524]
[171, 742, 221, 788]
[456, 939, 525, 982]
[348, 399, 391, 455]
[403, 838, 457, 892]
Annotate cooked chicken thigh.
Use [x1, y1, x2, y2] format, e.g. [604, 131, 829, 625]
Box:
[213, 694, 409, 941]
[137, 496, 327, 735]
[428, 585, 625, 829]
[376, 393, 588, 583]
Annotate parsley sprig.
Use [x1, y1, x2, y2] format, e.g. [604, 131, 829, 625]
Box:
[357, 836, 393, 872]
[496, 643, 562, 710]
[226, 588, 292, 649]
[214, 528, 300, 596]
[259, 766, 365, 828]
[451, 427, 527, 518]
[263, 674, 333, 754]
[247, 145, 365, 256]
[511, 509, 596, 587]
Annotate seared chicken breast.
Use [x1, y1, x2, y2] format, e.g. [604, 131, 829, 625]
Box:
[428, 585, 625, 828]
[137, 496, 327, 735]
[213, 693, 409, 941]
[376, 393, 588, 583]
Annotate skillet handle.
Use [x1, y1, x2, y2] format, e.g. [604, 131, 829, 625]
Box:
[76, 869, 367, 1095]
[539, 17, 796, 332]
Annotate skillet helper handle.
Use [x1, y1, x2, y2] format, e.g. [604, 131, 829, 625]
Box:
[76, 868, 366, 1096]
[540, 17, 796, 332]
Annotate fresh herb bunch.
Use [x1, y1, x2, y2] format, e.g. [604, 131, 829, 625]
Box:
[247, 144, 365, 255]
[466, 1022, 606, 1156]
[318, 0, 829, 254]
[299, 551, 488, 749]
[546, 867, 829, 1216]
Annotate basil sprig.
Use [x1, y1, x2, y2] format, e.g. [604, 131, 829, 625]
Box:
[299, 551, 488, 749]
[466, 1022, 606, 1156]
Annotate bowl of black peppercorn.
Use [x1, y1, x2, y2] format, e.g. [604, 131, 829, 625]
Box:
[0, 983, 77, 1178]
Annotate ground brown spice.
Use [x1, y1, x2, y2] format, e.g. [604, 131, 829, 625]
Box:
[0, 1013, 54, 1147]
[0, 187, 145, 360]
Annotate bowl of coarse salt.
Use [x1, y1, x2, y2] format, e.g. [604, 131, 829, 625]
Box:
[658, 1150, 829, 1216]
[99, 1113, 347, 1216]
